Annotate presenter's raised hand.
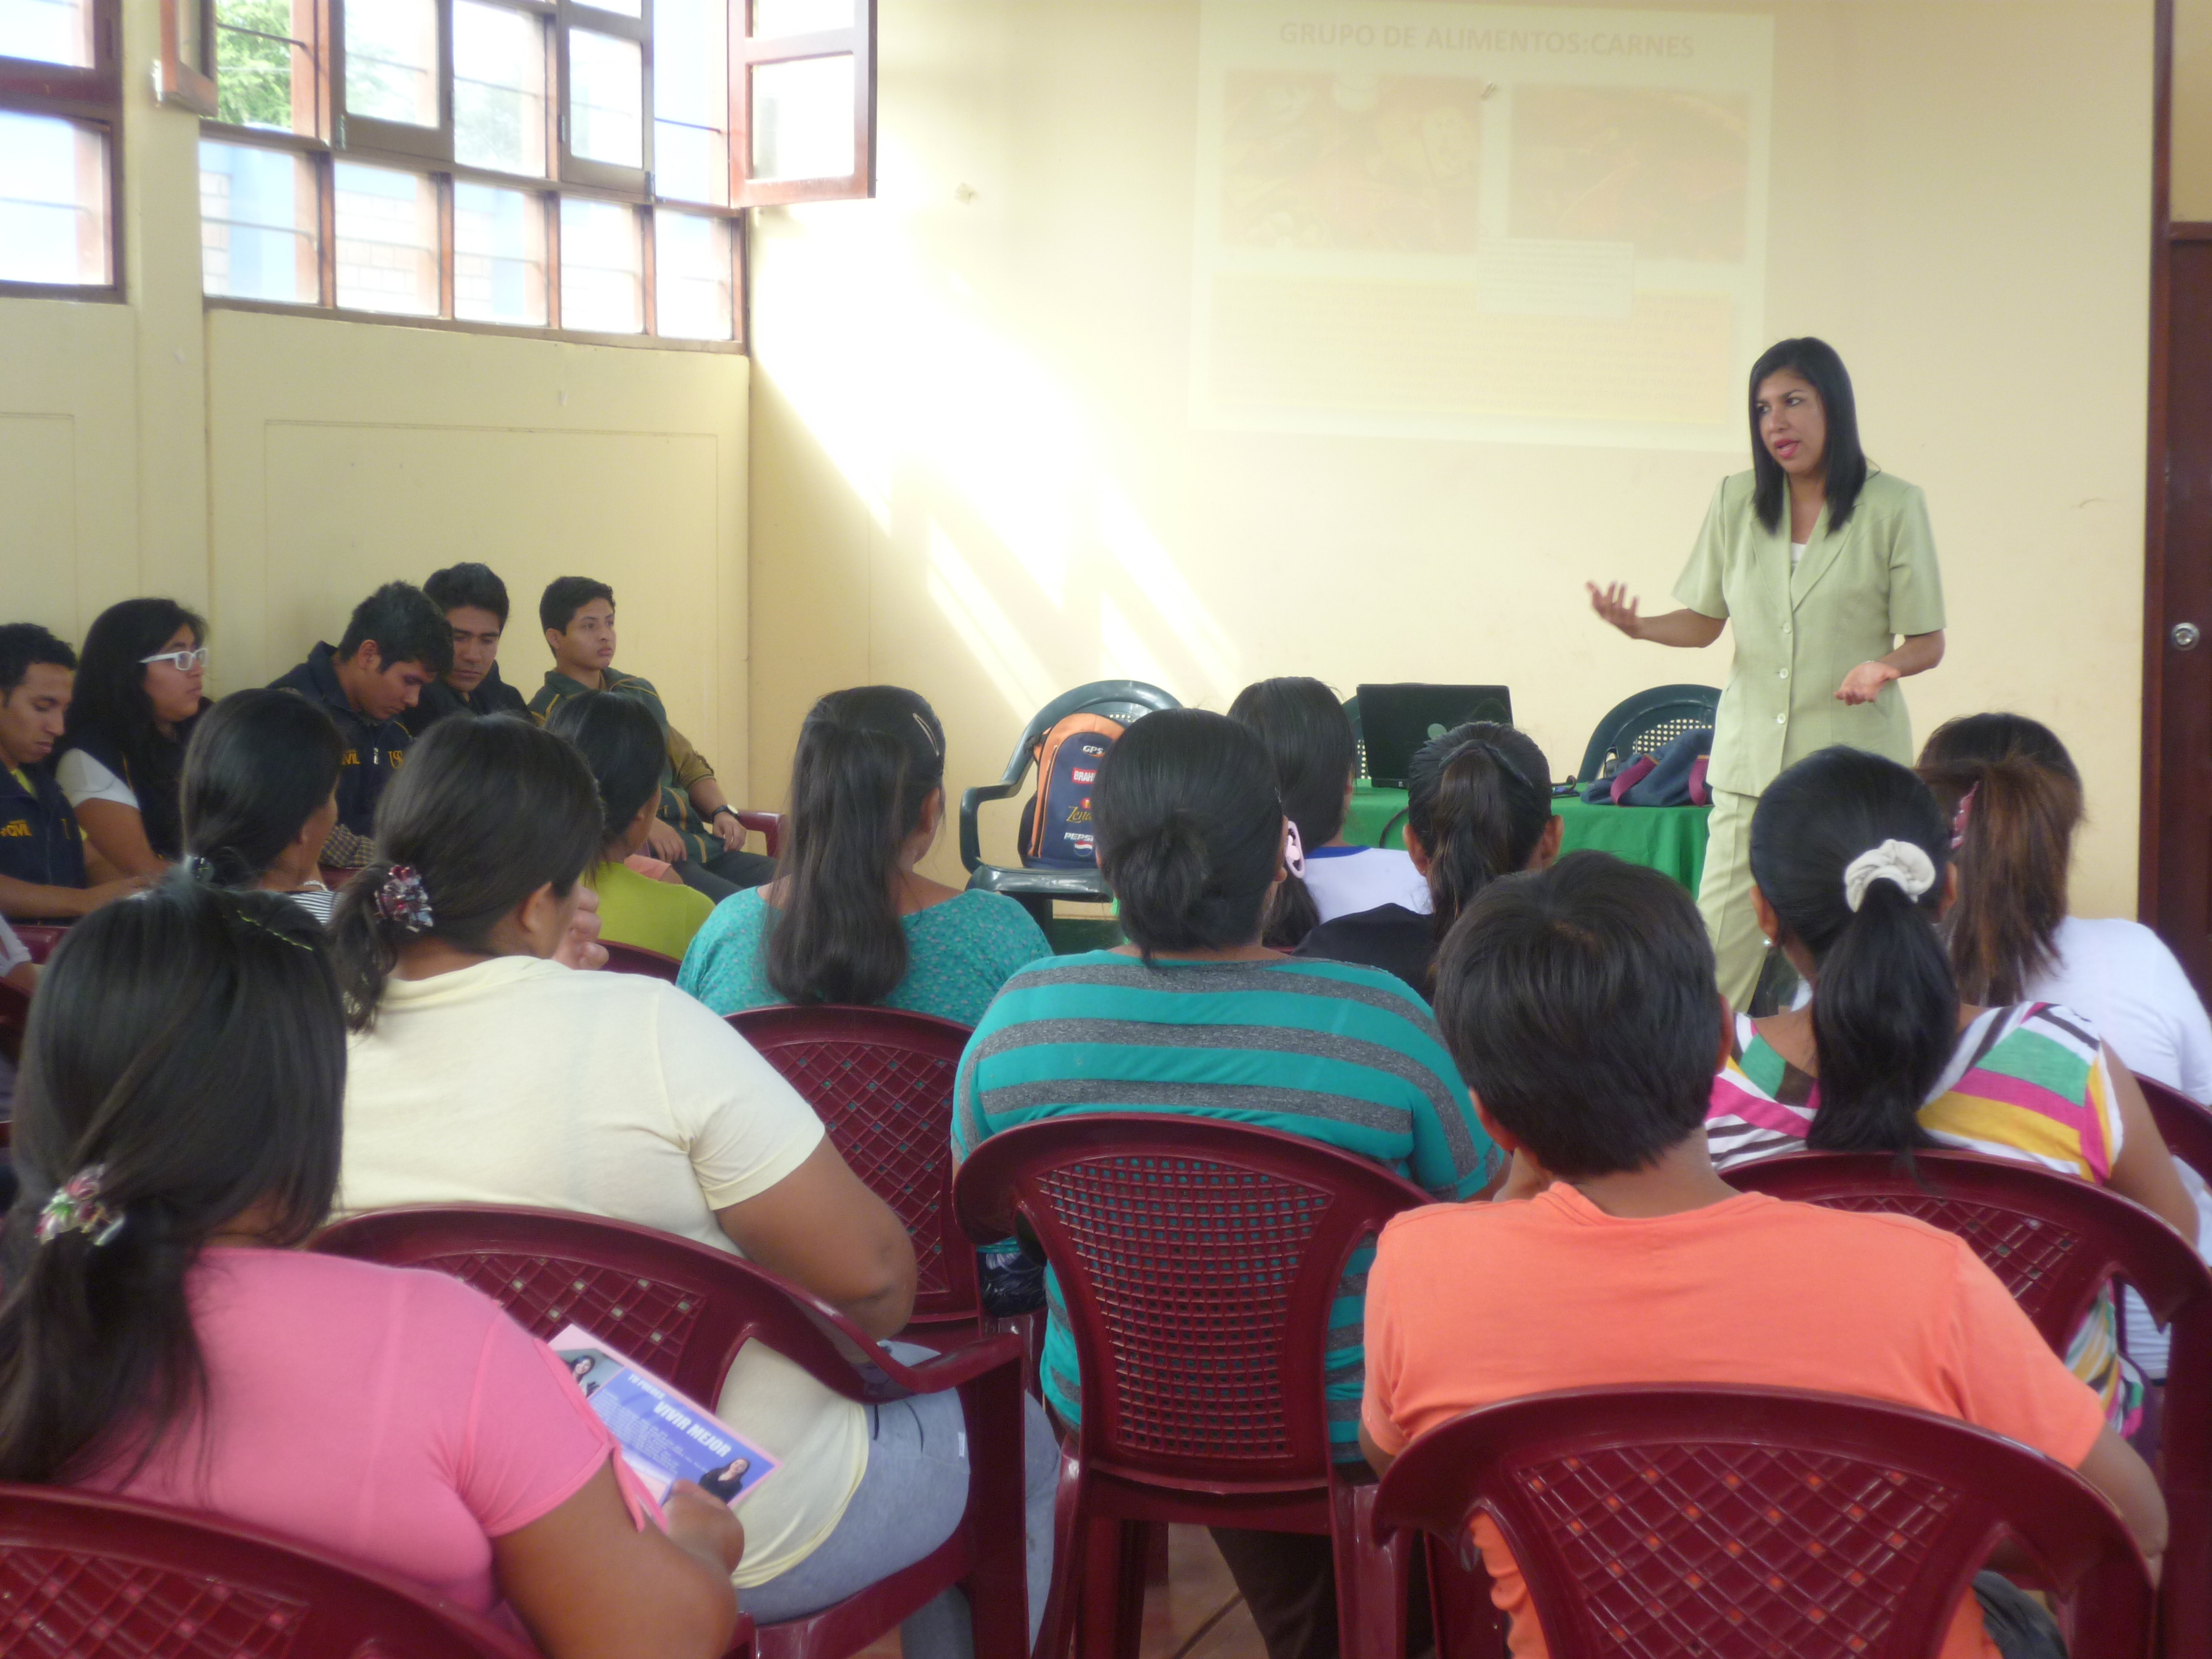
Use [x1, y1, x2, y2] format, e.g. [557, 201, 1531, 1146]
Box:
[1587, 581, 1645, 640]
[1835, 661, 1900, 705]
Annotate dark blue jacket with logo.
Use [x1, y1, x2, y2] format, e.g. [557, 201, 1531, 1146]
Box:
[0, 760, 87, 895]
[271, 643, 411, 837]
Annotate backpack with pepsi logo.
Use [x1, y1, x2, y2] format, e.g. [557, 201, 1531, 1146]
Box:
[1017, 713, 1123, 868]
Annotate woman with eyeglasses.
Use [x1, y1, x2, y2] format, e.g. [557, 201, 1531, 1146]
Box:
[55, 598, 211, 877]
[677, 686, 1050, 1026]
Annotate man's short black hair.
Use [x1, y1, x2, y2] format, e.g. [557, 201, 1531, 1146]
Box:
[540, 577, 615, 637]
[336, 582, 454, 677]
[0, 623, 78, 698]
[424, 562, 510, 627]
[1432, 851, 1721, 1180]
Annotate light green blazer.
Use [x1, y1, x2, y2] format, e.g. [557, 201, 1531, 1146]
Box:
[1673, 468, 1946, 796]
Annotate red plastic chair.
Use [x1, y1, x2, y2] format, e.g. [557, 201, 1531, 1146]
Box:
[735, 811, 784, 859]
[730, 1005, 979, 1332]
[1724, 1149, 2212, 1656]
[8, 925, 64, 963]
[1371, 1385, 2154, 1659]
[2139, 1074, 2212, 1193]
[599, 940, 684, 980]
[311, 1203, 1029, 1659]
[0, 1482, 552, 1657]
[953, 1113, 1432, 1659]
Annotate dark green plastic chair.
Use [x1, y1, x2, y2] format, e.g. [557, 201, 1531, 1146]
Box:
[959, 680, 1180, 929]
[1575, 685, 1720, 785]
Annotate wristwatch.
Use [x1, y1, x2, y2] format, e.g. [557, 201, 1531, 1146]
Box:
[712, 806, 739, 822]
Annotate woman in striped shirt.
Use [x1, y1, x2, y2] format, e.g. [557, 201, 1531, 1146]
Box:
[1704, 745, 2194, 1430]
[954, 707, 1497, 1659]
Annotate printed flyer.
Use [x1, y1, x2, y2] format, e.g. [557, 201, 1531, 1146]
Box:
[552, 1324, 780, 1508]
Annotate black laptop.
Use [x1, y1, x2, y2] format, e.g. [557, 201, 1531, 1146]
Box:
[1357, 684, 1514, 788]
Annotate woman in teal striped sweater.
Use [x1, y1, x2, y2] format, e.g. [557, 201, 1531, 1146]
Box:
[952, 707, 1497, 1659]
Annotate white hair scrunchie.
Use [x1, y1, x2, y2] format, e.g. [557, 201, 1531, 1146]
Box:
[1841, 839, 1937, 913]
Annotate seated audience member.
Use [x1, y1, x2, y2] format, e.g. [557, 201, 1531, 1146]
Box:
[681, 686, 1048, 1023]
[55, 598, 211, 877]
[404, 562, 530, 734]
[330, 716, 1056, 1659]
[529, 577, 771, 903]
[1299, 722, 1559, 999]
[0, 879, 742, 1656]
[181, 688, 346, 924]
[1365, 851, 2166, 1659]
[0, 913, 30, 1118]
[1705, 745, 2197, 1431]
[545, 691, 714, 959]
[1229, 677, 1425, 944]
[1920, 711, 2212, 1382]
[953, 707, 1496, 1659]
[271, 581, 453, 869]
[0, 625, 141, 920]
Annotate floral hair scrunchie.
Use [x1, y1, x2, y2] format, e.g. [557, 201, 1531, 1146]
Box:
[36, 1165, 125, 1248]
[375, 865, 436, 933]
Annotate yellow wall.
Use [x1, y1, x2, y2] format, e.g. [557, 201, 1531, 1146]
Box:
[0, 0, 753, 775]
[748, 0, 2157, 917]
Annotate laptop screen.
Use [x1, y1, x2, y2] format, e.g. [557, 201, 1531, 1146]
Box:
[1357, 684, 1514, 789]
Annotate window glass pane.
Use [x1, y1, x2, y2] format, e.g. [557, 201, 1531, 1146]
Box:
[200, 138, 317, 300]
[455, 181, 546, 324]
[215, 0, 314, 133]
[654, 211, 731, 340]
[569, 29, 642, 167]
[0, 112, 109, 286]
[559, 196, 640, 331]
[345, 0, 439, 127]
[335, 161, 439, 314]
[455, 0, 546, 174]
[574, 0, 640, 17]
[0, 0, 92, 67]
[750, 54, 852, 182]
[751, 0, 848, 39]
[654, 0, 725, 204]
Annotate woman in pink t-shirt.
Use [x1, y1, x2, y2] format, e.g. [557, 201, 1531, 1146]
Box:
[0, 879, 743, 1659]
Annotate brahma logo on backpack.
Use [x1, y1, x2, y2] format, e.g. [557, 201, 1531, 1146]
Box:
[1024, 714, 1122, 868]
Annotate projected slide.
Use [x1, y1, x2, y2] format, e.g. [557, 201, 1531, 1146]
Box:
[1192, 2, 1773, 450]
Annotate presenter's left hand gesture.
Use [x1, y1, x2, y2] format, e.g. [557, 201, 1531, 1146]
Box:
[1835, 661, 1900, 705]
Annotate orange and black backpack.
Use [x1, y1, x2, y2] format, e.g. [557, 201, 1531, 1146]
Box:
[1016, 713, 1124, 868]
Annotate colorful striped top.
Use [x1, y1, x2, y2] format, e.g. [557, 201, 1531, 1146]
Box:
[1707, 1003, 2138, 1427]
[952, 951, 1498, 1454]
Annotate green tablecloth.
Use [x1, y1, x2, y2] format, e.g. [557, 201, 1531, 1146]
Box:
[1342, 783, 1712, 894]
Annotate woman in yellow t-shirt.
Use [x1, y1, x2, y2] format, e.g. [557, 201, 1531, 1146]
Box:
[1587, 336, 1947, 1008]
[546, 691, 716, 961]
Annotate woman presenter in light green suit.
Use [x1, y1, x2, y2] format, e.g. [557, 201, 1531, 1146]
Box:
[1587, 336, 1947, 1010]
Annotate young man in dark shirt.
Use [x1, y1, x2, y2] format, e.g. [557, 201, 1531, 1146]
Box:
[0, 624, 145, 919]
[403, 562, 530, 735]
[526, 576, 772, 901]
[270, 582, 452, 868]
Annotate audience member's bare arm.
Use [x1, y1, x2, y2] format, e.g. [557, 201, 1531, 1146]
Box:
[2104, 1055, 2200, 1240]
[0, 870, 147, 920]
[72, 799, 166, 879]
[550, 884, 608, 971]
[1587, 583, 1726, 649]
[687, 774, 750, 853]
[494, 1464, 741, 1659]
[715, 1139, 918, 1338]
[2077, 1426, 2167, 1585]
[1359, 1423, 1395, 1479]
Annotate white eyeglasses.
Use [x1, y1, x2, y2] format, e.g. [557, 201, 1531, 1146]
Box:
[140, 646, 209, 672]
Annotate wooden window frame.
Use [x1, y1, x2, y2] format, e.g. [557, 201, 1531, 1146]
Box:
[731, 0, 872, 207]
[187, 0, 777, 344]
[159, 0, 219, 117]
[0, 0, 125, 299]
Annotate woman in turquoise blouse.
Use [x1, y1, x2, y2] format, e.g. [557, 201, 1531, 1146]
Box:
[679, 686, 1049, 1025]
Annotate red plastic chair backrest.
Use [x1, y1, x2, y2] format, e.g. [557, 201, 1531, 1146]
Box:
[734, 812, 783, 859]
[0, 1482, 544, 1657]
[8, 925, 65, 963]
[1373, 1385, 2153, 1659]
[729, 1005, 977, 1322]
[312, 1203, 902, 1407]
[953, 1112, 1430, 1487]
[599, 941, 683, 980]
[1721, 1149, 2209, 1351]
[2137, 1073, 2212, 1193]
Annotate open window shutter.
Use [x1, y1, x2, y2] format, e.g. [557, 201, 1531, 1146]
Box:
[731, 0, 871, 207]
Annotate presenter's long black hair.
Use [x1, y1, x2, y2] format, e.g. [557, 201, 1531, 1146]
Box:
[1749, 337, 1869, 535]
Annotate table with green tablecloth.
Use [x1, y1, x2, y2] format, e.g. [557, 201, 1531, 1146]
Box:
[1342, 782, 1712, 894]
